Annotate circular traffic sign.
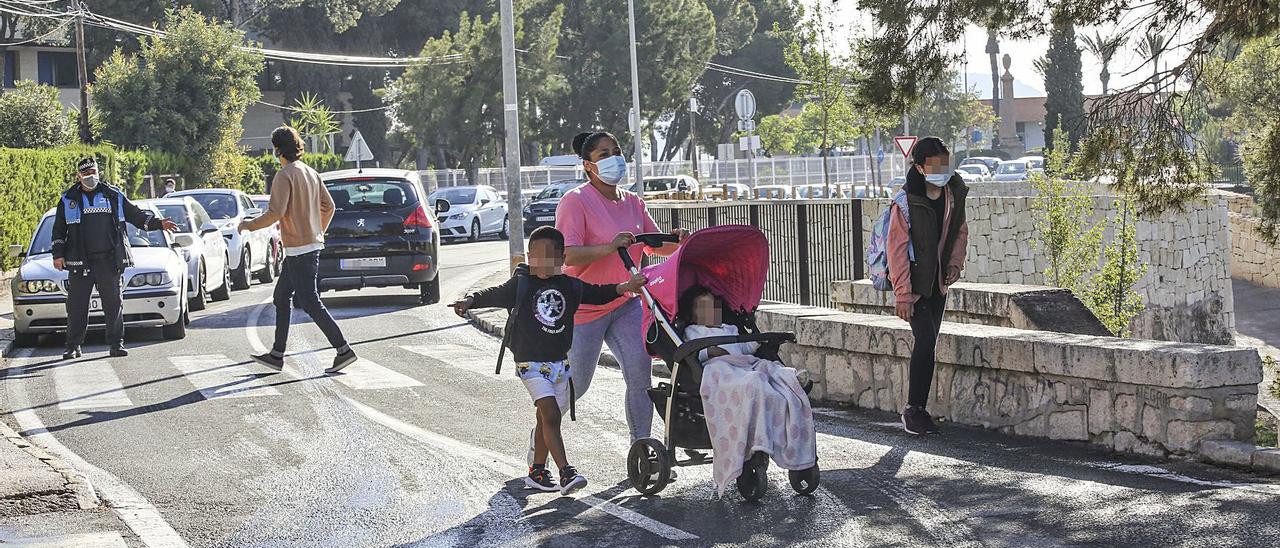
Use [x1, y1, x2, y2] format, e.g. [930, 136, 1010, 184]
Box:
[735, 89, 756, 120]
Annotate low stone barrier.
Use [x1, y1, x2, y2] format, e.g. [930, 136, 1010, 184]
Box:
[754, 303, 1263, 458]
[1230, 212, 1280, 289]
[831, 279, 1111, 336]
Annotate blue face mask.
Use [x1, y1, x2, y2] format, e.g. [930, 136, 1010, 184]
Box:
[921, 167, 951, 187]
[593, 155, 627, 186]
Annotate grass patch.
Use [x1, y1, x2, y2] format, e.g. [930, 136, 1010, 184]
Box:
[1259, 415, 1278, 448]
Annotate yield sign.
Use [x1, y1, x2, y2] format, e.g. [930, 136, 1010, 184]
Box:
[894, 136, 918, 159]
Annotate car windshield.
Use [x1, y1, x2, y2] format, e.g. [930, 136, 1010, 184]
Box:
[186, 193, 240, 219]
[998, 163, 1027, 174]
[957, 166, 982, 175]
[536, 183, 579, 200]
[327, 179, 419, 210]
[645, 179, 679, 192]
[125, 220, 167, 247]
[156, 204, 193, 232]
[29, 215, 165, 252]
[253, 199, 269, 210]
[431, 187, 476, 205]
[1025, 158, 1044, 169]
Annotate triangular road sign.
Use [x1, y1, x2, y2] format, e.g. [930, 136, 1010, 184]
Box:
[345, 130, 375, 163]
[894, 136, 918, 159]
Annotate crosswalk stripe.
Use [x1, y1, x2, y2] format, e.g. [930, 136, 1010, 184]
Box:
[53, 361, 132, 411]
[168, 355, 282, 399]
[2, 532, 128, 547]
[399, 344, 502, 380]
[329, 357, 424, 390]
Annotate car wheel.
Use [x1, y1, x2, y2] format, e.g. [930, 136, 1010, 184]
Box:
[189, 261, 207, 312]
[162, 305, 188, 340]
[210, 254, 232, 301]
[13, 330, 38, 347]
[499, 216, 509, 240]
[419, 276, 441, 305]
[232, 247, 251, 290]
[256, 248, 275, 283]
[468, 218, 481, 242]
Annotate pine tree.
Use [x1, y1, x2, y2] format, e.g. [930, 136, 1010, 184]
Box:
[1041, 19, 1085, 152]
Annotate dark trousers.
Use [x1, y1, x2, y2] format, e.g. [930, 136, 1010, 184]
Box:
[908, 292, 947, 408]
[66, 258, 124, 348]
[272, 251, 347, 352]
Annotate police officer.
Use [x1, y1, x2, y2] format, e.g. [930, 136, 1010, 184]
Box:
[51, 158, 178, 360]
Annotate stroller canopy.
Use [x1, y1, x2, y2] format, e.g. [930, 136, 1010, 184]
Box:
[643, 225, 770, 328]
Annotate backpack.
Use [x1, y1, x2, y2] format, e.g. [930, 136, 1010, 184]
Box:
[494, 267, 583, 419]
[866, 190, 914, 291]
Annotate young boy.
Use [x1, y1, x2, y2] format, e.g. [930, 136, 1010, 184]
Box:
[451, 226, 646, 495]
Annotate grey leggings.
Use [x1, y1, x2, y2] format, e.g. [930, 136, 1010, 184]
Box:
[568, 298, 654, 441]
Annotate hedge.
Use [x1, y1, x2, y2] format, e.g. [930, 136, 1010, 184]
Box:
[252, 152, 346, 185]
[0, 145, 146, 270]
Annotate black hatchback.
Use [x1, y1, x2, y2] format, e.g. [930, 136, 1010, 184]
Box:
[522, 179, 586, 235]
[317, 169, 443, 304]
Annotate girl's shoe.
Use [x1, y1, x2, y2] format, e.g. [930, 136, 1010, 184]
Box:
[524, 466, 558, 492]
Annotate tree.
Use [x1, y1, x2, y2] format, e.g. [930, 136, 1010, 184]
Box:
[291, 92, 340, 154]
[1136, 31, 1168, 93]
[92, 8, 263, 186]
[0, 81, 74, 148]
[1041, 19, 1086, 151]
[1084, 198, 1146, 337]
[1080, 30, 1127, 95]
[1030, 124, 1105, 293]
[909, 69, 995, 152]
[783, 3, 855, 185]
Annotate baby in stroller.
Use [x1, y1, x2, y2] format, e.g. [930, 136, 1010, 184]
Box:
[679, 285, 818, 497]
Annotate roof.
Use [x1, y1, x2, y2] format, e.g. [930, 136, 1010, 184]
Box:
[140, 197, 192, 205]
[169, 188, 241, 196]
[321, 168, 418, 180]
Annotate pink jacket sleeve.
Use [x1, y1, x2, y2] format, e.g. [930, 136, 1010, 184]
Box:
[946, 221, 969, 273]
[885, 203, 917, 306]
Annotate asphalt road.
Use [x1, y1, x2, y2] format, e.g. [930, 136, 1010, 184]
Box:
[3, 239, 1280, 547]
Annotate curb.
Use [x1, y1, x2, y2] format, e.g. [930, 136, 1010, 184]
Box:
[0, 420, 100, 512]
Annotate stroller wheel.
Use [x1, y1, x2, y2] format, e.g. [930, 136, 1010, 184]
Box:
[788, 463, 821, 495]
[737, 451, 769, 502]
[627, 438, 672, 495]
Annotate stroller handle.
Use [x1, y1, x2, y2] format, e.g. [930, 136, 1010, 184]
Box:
[616, 233, 680, 270]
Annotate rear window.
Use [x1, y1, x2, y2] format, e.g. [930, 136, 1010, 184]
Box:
[184, 193, 240, 220]
[535, 183, 581, 200]
[156, 204, 193, 232]
[431, 187, 476, 205]
[998, 163, 1027, 174]
[326, 179, 419, 211]
[645, 179, 679, 192]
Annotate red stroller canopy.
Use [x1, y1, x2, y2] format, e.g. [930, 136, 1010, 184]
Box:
[642, 225, 770, 333]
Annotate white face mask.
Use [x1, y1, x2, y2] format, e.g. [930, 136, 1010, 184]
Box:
[80, 174, 99, 190]
[593, 155, 627, 186]
[924, 172, 951, 187]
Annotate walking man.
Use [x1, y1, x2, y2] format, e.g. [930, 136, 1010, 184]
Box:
[241, 126, 357, 373]
[52, 157, 179, 360]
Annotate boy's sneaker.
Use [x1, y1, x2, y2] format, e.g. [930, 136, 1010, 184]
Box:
[325, 350, 358, 374]
[252, 353, 284, 371]
[901, 406, 931, 435]
[559, 466, 587, 495]
[524, 466, 558, 492]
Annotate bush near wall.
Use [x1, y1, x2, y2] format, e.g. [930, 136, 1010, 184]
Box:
[0, 146, 148, 270]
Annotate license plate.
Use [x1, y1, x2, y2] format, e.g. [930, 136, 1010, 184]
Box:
[340, 257, 386, 270]
[90, 298, 101, 312]
[535, 216, 555, 222]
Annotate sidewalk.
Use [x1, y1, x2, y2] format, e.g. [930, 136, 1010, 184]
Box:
[1234, 279, 1280, 423]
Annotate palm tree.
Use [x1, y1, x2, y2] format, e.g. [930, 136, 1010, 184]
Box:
[1137, 32, 1168, 92]
[1080, 31, 1127, 95]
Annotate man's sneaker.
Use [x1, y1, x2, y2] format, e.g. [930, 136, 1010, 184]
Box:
[109, 346, 129, 358]
[62, 347, 81, 360]
[325, 350, 358, 374]
[524, 466, 558, 492]
[559, 466, 587, 495]
[251, 353, 285, 371]
[901, 406, 930, 435]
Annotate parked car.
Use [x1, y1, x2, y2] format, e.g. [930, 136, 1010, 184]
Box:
[701, 182, 751, 200]
[753, 185, 794, 200]
[167, 188, 275, 289]
[320, 168, 442, 304]
[956, 164, 991, 182]
[960, 156, 1002, 174]
[146, 197, 231, 312]
[993, 160, 1031, 182]
[428, 185, 509, 242]
[640, 176, 700, 199]
[522, 179, 585, 235]
[851, 185, 893, 199]
[250, 194, 284, 278]
[1017, 156, 1045, 171]
[9, 205, 189, 345]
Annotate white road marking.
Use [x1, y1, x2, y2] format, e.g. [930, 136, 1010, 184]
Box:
[399, 344, 501, 380]
[1086, 462, 1280, 494]
[6, 348, 188, 548]
[52, 360, 132, 411]
[329, 358, 424, 390]
[1, 532, 128, 547]
[168, 354, 282, 399]
[244, 296, 274, 354]
[337, 395, 699, 541]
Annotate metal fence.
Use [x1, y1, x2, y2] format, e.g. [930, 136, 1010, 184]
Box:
[645, 200, 866, 307]
[418, 155, 907, 193]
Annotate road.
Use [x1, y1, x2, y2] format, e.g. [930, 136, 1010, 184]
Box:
[2, 239, 1280, 547]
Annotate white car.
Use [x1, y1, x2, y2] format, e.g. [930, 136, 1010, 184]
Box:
[167, 189, 275, 289]
[956, 164, 991, 182]
[993, 160, 1032, 182]
[9, 206, 189, 345]
[250, 195, 284, 279]
[753, 185, 794, 200]
[701, 183, 751, 200]
[639, 176, 700, 199]
[146, 197, 232, 312]
[1016, 156, 1045, 171]
[428, 185, 509, 242]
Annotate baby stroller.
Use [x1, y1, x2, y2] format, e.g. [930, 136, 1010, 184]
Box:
[619, 225, 820, 501]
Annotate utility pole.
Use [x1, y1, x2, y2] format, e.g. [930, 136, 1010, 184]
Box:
[499, 0, 525, 270]
[626, 0, 644, 191]
[74, 1, 92, 144]
[688, 96, 699, 180]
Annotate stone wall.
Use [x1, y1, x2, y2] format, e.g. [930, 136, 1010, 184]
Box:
[755, 303, 1262, 457]
[1228, 210, 1280, 289]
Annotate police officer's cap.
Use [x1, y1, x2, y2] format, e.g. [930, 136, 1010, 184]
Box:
[77, 157, 98, 173]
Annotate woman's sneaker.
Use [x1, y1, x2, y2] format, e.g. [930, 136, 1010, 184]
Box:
[524, 466, 558, 492]
[559, 466, 587, 495]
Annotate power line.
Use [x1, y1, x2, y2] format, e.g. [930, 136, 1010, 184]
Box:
[256, 99, 391, 114]
[0, 14, 69, 45]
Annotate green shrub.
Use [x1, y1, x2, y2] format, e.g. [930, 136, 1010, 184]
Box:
[0, 81, 74, 149]
[253, 152, 346, 185]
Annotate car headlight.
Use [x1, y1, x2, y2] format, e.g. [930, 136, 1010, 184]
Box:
[449, 213, 466, 220]
[128, 272, 172, 287]
[18, 279, 59, 294]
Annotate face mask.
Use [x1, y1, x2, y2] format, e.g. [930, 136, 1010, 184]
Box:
[81, 174, 99, 190]
[593, 155, 627, 186]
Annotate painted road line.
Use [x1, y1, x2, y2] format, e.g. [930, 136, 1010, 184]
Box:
[52, 360, 132, 411]
[399, 344, 501, 380]
[168, 354, 283, 399]
[337, 394, 699, 542]
[2, 532, 128, 547]
[329, 357, 424, 390]
[7, 348, 188, 548]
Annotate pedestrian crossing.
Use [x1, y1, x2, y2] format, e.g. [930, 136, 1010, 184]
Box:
[53, 359, 132, 411]
[168, 354, 283, 399]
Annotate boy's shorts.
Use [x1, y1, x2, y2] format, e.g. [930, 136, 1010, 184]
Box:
[518, 360, 570, 412]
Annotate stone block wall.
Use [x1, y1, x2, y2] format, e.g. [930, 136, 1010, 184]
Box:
[1228, 211, 1280, 289]
[756, 303, 1262, 457]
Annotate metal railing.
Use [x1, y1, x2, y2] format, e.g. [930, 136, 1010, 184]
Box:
[646, 200, 867, 307]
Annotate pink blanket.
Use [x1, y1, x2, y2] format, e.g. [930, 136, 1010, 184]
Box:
[699, 354, 818, 496]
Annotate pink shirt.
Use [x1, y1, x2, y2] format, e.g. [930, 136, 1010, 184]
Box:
[556, 184, 660, 324]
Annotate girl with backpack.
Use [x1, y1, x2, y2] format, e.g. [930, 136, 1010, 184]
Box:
[885, 136, 969, 435]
